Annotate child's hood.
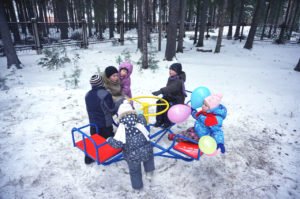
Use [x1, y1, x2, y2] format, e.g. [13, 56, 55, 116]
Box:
[119, 61, 133, 77]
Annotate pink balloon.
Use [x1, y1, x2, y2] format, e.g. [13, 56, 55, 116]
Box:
[206, 149, 219, 157]
[167, 104, 191, 123]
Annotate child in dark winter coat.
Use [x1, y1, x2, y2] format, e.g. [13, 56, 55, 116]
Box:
[152, 63, 187, 128]
[107, 100, 155, 190]
[119, 61, 133, 98]
[85, 74, 122, 164]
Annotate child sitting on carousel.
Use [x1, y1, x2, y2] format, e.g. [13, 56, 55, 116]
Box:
[168, 93, 227, 153]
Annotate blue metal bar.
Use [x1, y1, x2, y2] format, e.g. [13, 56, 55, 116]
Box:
[72, 124, 125, 165]
[71, 124, 100, 163]
[101, 153, 124, 166]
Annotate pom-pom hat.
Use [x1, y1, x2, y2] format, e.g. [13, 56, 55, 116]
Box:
[90, 74, 103, 87]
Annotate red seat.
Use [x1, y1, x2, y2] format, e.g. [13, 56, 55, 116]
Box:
[76, 134, 122, 163]
[173, 141, 202, 159]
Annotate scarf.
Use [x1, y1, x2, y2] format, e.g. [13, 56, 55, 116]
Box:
[195, 110, 218, 126]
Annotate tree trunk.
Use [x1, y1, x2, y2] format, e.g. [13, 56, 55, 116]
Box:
[158, 0, 162, 51]
[260, 1, 270, 40]
[125, 0, 128, 30]
[288, 0, 300, 40]
[177, 0, 187, 53]
[145, 0, 151, 43]
[137, 0, 143, 50]
[108, 0, 115, 38]
[86, 0, 93, 37]
[244, 0, 265, 50]
[68, 0, 75, 30]
[267, 0, 276, 38]
[0, 1, 22, 69]
[94, 0, 106, 39]
[277, 0, 292, 44]
[215, 0, 227, 53]
[234, 0, 245, 39]
[116, 0, 124, 33]
[37, 0, 47, 37]
[15, 0, 27, 36]
[129, 0, 134, 29]
[152, 0, 157, 31]
[165, 0, 180, 61]
[294, 58, 300, 72]
[4, 0, 21, 43]
[55, 0, 68, 39]
[196, 0, 208, 47]
[187, 0, 194, 29]
[24, 0, 34, 35]
[273, 0, 283, 35]
[141, 0, 148, 69]
[227, 0, 235, 39]
[194, 0, 201, 44]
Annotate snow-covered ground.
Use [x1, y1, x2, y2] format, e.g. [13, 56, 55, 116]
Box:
[0, 29, 300, 199]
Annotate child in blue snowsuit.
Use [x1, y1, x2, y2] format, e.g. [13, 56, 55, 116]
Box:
[192, 93, 227, 153]
[107, 101, 155, 190]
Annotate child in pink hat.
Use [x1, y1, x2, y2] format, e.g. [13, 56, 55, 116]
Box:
[192, 93, 227, 153]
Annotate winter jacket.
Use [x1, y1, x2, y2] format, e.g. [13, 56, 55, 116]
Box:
[119, 63, 133, 98]
[85, 86, 120, 128]
[160, 72, 186, 104]
[193, 104, 227, 144]
[107, 113, 153, 163]
[102, 73, 125, 102]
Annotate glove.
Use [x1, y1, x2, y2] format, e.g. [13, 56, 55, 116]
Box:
[217, 143, 226, 154]
[152, 90, 162, 96]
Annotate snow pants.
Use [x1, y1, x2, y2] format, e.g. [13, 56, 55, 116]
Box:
[126, 156, 155, 189]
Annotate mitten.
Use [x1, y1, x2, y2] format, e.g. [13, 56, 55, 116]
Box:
[136, 109, 144, 115]
[191, 109, 198, 119]
[217, 143, 225, 153]
[152, 90, 162, 96]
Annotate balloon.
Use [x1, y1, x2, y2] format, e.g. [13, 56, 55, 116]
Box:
[191, 86, 211, 109]
[198, 136, 217, 154]
[167, 104, 191, 123]
[206, 149, 219, 157]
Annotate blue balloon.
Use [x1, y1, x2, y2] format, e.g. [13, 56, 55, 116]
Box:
[191, 86, 211, 109]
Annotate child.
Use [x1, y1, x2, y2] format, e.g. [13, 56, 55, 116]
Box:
[169, 94, 227, 154]
[102, 66, 126, 102]
[152, 63, 187, 128]
[85, 74, 121, 164]
[192, 93, 227, 153]
[107, 100, 155, 190]
[119, 61, 133, 98]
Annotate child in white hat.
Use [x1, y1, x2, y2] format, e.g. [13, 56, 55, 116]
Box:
[107, 100, 155, 190]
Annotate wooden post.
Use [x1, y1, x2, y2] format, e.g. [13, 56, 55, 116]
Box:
[81, 19, 88, 49]
[31, 18, 42, 54]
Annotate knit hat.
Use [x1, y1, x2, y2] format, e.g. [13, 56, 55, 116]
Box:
[117, 100, 136, 119]
[90, 74, 103, 87]
[169, 63, 182, 74]
[105, 66, 119, 78]
[204, 93, 223, 110]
